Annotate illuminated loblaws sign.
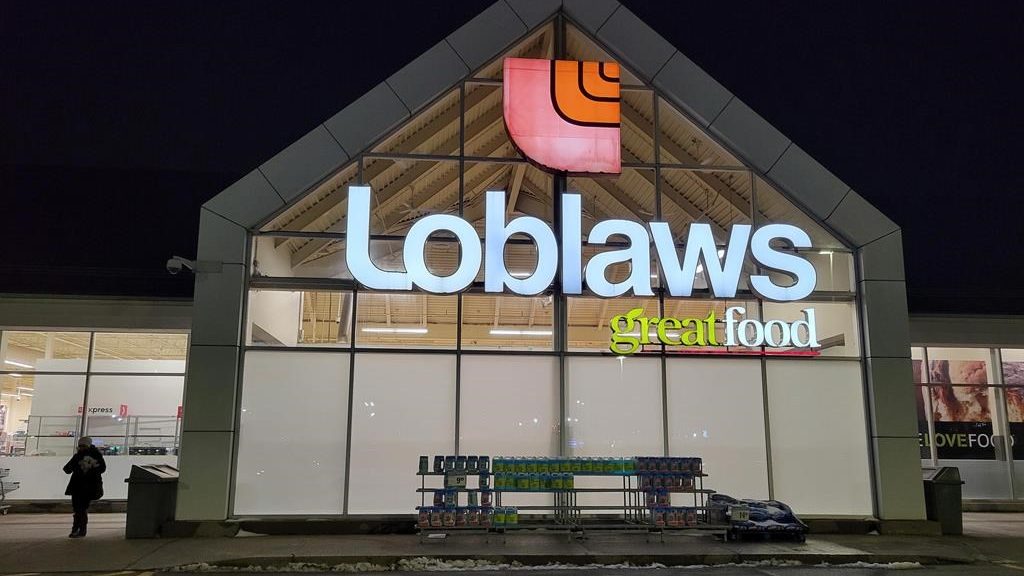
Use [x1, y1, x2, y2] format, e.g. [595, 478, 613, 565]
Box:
[608, 307, 819, 355]
[346, 186, 817, 301]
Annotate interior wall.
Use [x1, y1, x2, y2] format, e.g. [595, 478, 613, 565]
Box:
[248, 237, 301, 346]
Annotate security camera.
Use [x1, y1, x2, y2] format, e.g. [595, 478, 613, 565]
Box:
[166, 256, 196, 275]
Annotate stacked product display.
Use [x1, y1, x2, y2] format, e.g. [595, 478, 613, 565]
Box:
[491, 456, 635, 491]
[707, 494, 808, 542]
[415, 454, 718, 538]
[417, 454, 498, 530]
[636, 457, 704, 528]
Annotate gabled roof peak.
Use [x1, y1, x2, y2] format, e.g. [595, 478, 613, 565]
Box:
[203, 0, 896, 252]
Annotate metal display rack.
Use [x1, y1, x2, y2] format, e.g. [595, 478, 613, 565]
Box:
[415, 457, 730, 542]
[0, 468, 18, 515]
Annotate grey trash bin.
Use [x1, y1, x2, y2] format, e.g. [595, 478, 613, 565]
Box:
[922, 467, 964, 535]
[125, 464, 179, 538]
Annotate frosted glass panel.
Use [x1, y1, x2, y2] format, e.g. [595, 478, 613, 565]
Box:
[666, 358, 768, 499]
[235, 351, 350, 515]
[766, 359, 872, 515]
[566, 356, 663, 509]
[460, 356, 559, 455]
[565, 357, 663, 456]
[348, 353, 456, 514]
[460, 355, 559, 512]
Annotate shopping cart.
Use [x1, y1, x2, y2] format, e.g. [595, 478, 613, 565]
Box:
[0, 468, 19, 515]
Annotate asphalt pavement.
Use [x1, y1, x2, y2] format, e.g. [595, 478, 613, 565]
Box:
[1, 513, 1023, 574]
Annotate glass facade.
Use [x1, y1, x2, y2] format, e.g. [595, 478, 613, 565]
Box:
[0, 331, 187, 500]
[915, 345, 1024, 500]
[230, 21, 872, 517]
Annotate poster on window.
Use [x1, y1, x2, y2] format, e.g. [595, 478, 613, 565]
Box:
[917, 359, 1007, 460]
[1004, 362, 1024, 459]
[913, 360, 930, 458]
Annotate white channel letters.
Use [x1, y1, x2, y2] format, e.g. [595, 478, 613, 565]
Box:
[346, 185, 817, 302]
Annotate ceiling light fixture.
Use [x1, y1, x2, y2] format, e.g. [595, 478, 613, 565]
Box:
[489, 329, 553, 337]
[4, 360, 33, 369]
[361, 327, 428, 334]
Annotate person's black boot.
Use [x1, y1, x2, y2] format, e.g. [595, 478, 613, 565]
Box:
[70, 512, 85, 537]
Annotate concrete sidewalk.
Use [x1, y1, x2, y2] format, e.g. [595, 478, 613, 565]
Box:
[1, 513, 1023, 573]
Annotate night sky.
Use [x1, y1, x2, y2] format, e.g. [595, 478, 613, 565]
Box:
[3, 2, 1023, 314]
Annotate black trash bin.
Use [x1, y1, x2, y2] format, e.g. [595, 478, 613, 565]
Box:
[922, 467, 964, 535]
[125, 464, 178, 538]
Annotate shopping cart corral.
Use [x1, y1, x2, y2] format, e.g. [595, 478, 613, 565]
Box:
[0, 467, 19, 515]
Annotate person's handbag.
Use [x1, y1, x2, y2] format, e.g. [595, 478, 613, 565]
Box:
[93, 477, 104, 500]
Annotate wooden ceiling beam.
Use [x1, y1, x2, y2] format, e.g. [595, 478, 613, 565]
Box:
[278, 86, 499, 238]
[621, 104, 753, 220]
[506, 164, 526, 217]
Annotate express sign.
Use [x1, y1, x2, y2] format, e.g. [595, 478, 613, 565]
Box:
[346, 187, 816, 302]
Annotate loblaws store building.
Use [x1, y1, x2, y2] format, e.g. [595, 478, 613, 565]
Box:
[3, 1, 1023, 525]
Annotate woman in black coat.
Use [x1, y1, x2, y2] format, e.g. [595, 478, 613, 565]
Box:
[63, 436, 106, 538]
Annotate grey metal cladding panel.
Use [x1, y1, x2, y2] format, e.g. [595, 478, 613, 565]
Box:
[190, 264, 247, 347]
[860, 279, 912, 359]
[447, 1, 527, 71]
[594, 6, 675, 82]
[259, 125, 348, 203]
[386, 41, 469, 115]
[865, 356, 919, 438]
[859, 230, 905, 282]
[872, 437, 927, 520]
[324, 82, 410, 158]
[505, 0, 561, 28]
[767, 144, 851, 219]
[181, 344, 239, 433]
[197, 208, 247, 266]
[203, 170, 284, 230]
[653, 52, 732, 128]
[709, 98, 791, 174]
[563, 0, 619, 35]
[826, 190, 899, 248]
[175, 430, 233, 521]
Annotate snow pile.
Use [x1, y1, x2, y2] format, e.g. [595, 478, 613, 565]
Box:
[170, 559, 677, 572]
[169, 557, 920, 572]
[818, 561, 922, 570]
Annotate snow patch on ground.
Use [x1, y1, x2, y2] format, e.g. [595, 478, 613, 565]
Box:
[168, 557, 921, 572]
[818, 561, 923, 570]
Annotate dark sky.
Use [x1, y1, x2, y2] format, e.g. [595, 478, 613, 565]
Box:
[3, 1, 1023, 314]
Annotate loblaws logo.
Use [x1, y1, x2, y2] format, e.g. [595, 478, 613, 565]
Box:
[504, 58, 621, 174]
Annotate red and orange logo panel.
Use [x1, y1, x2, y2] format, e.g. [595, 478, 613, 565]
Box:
[504, 58, 621, 174]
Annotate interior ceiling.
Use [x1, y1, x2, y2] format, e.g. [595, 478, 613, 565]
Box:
[250, 22, 844, 345]
[3, 332, 188, 363]
[0, 332, 188, 400]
